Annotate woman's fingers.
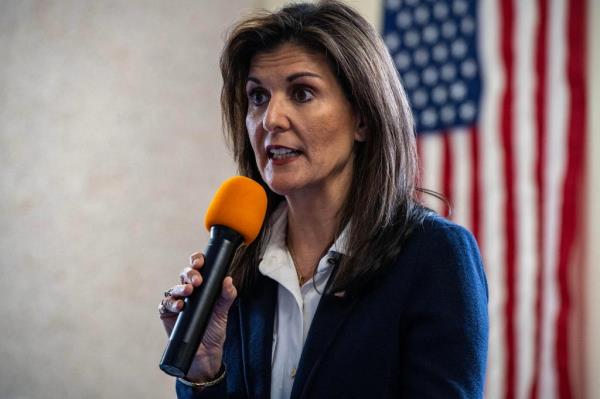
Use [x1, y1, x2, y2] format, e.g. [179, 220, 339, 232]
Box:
[168, 283, 194, 298]
[179, 266, 203, 286]
[222, 276, 237, 301]
[212, 277, 237, 318]
[158, 296, 184, 319]
[160, 253, 226, 347]
[189, 252, 205, 270]
[159, 283, 193, 318]
[165, 296, 184, 312]
[179, 253, 205, 286]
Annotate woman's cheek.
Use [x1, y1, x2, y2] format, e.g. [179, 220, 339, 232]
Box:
[249, 134, 265, 167]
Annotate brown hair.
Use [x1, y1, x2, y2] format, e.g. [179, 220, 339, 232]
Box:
[220, 0, 427, 296]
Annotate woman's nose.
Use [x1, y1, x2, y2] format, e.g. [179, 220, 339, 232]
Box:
[262, 95, 290, 134]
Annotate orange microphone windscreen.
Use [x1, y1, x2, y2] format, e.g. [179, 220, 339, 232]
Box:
[204, 176, 268, 245]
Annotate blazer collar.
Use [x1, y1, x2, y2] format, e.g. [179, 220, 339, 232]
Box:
[291, 259, 359, 399]
[239, 260, 358, 399]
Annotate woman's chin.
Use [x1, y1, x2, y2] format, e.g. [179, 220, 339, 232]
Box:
[266, 182, 293, 197]
[264, 178, 302, 197]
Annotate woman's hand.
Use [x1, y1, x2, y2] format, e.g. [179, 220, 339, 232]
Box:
[159, 252, 237, 382]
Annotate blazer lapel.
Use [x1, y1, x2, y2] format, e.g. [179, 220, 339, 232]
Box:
[238, 275, 277, 399]
[290, 287, 360, 399]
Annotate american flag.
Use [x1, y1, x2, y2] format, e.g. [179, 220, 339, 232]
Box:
[383, 1, 587, 398]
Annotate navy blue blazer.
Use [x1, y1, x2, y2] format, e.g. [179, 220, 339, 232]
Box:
[176, 215, 488, 398]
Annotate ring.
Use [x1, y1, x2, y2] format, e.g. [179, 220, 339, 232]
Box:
[164, 288, 174, 297]
[158, 298, 170, 315]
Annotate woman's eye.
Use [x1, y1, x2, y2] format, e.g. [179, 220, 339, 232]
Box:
[248, 89, 268, 106]
[292, 87, 314, 103]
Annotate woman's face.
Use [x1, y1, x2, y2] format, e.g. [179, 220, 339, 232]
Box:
[245, 43, 365, 199]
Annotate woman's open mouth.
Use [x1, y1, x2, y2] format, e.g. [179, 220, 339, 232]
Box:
[267, 145, 302, 161]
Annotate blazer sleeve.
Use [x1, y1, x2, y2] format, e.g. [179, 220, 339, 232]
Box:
[398, 222, 489, 398]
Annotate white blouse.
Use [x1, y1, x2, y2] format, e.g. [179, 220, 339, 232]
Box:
[258, 203, 348, 399]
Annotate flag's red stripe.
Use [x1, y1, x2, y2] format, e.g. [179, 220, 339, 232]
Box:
[556, 0, 587, 397]
[442, 131, 453, 217]
[470, 127, 480, 243]
[530, 0, 549, 397]
[499, 0, 517, 397]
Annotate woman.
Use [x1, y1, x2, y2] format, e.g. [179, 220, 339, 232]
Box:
[159, 1, 488, 398]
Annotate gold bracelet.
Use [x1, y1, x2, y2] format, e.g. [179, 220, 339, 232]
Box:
[177, 364, 226, 391]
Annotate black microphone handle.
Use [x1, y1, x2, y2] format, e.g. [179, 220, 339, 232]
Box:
[159, 225, 243, 378]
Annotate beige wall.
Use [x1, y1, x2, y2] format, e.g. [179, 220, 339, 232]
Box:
[0, 1, 248, 398]
[1, 1, 598, 398]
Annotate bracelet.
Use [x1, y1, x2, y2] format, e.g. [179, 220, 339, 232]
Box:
[177, 364, 226, 391]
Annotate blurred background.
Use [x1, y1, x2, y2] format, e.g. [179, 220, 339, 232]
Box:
[0, 0, 597, 398]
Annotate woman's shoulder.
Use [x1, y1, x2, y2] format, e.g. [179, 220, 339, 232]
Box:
[362, 211, 488, 320]
[408, 211, 479, 254]
[395, 212, 486, 287]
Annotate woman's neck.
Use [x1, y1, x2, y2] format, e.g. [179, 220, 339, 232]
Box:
[285, 182, 348, 279]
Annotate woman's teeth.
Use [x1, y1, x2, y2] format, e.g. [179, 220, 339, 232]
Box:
[269, 148, 299, 159]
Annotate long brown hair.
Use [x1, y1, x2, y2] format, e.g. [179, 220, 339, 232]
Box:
[220, 1, 428, 296]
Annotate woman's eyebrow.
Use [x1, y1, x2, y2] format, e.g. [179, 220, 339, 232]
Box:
[246, 72, 322, 85]
[246, 76, 261, 84]
[286, 71, 322, 81]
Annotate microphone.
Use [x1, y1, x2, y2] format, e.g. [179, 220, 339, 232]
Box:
[159, 176, 267, 378]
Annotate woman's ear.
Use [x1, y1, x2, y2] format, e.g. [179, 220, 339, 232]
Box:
[354, 117, 367, 142]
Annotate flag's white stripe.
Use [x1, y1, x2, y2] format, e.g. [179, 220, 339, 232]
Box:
[419, 134, 444, 214]
[539, 0, 569, 397]
[514, 0, 539, 397]
[449, 127, 472, 231]
[478, 0, 506, 397]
